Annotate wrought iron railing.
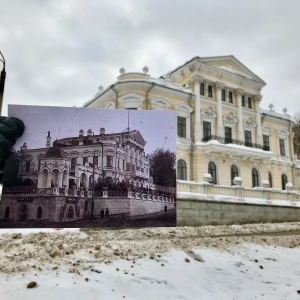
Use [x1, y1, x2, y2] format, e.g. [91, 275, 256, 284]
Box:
[202, 135, 264, 150]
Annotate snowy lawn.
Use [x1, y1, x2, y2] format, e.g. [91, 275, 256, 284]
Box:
[1, 224, 300, 299]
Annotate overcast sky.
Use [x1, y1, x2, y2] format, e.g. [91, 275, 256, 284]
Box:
[1, 0, 299, 117]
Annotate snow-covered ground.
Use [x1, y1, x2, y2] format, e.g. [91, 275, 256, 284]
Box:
[1, 223, 300, 299]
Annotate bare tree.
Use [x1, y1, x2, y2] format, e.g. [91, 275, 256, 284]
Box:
[293, 112, 300, 158]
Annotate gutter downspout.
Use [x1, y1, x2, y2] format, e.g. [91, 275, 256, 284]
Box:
[111, 86, 118, 109]
[188, 92, 194, 181]
[146, 83, 155, 110]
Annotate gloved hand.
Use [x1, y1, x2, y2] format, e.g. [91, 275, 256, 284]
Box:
[0, 117, 25, 183]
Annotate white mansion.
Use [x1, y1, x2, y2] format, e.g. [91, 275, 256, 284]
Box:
[20, 127, 152, 191]
[84, 55, 300, 192]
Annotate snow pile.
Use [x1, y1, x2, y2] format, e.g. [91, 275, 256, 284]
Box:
[1, 223, 300, 299]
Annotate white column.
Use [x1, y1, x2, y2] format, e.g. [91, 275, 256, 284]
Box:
[236, 89, 245, 142]
[216, 82, 225, 138]
[58, 173, 63, 188]
[291, 132, 295, 159]
[47, 172, 52, 188]
[255, 94, 263, 145]
[192, 74, 204, 143]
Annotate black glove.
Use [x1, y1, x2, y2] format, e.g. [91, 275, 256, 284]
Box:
[0, 117, 25, 183]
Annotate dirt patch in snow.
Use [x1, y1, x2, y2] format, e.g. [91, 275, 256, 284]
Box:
[1, 222, 300, 274]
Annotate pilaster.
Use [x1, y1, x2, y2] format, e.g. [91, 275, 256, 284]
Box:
[236, 88, 245, 142]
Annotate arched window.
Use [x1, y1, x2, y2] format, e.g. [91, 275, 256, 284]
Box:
[231, 165, 239, 185]
[208, 162, 217, 184]
[66, 206, 75, 219]
[37, 206, 42, 219]
[268, 172, 273, 188]
[252, 168, 259, 188]
[4, 207, 10, 219]
[177, 160, 187, 180]
[281, 174, 288, 190]
[18, 203, 29, 221]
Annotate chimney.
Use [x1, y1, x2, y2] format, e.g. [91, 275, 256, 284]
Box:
[46, 131, 51, 148]
[87, 129, 92, 136]
[79, 129, 84, 137]
[100, 128, 105, 136]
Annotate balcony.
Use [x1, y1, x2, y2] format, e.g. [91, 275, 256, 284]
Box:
[202, 135, 263, 150]
[200, 135, 273, 161]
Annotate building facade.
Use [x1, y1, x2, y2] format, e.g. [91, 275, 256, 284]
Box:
[0, 127, 164, 223]
[84, 55, 300, 192]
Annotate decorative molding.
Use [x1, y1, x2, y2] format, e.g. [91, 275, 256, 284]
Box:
[235, 88, 245, 96]
[254, 94, 262, 101]
[201, 107, 217, 119]
[243, 117, 256, 128]
[191, 73, 204, 83]
[223, 112, 238, 124]
[215, 81, 226, 89]
[150, 97, 171, 111]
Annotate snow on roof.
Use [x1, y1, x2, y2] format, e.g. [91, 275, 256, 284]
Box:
[261, 108, 292, 121]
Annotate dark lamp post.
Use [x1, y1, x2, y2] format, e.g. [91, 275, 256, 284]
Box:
[0, 51, 6, 116]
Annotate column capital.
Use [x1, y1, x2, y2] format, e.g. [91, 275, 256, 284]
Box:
[215, 81, 226, 89]
[235, 88, 245, 96]
[191, 73, 204, 83]
[254, 94, 263, 101]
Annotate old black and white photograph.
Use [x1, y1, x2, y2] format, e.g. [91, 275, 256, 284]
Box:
[0, 105, 176, 228]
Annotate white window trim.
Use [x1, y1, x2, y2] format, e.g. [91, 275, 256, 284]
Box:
[262, 125, 273, 152]
[277, 128, 289, 159]
[150, 97, 171, 110]
[118, 92, 144, 110]
[175, 103, 193, 139]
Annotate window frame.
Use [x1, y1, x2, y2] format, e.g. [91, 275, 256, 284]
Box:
[177, 116, 186, 138]
[208, 162, 217, 184]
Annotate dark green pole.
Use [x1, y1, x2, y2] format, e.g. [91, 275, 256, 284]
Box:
[0, 51, 6, 116]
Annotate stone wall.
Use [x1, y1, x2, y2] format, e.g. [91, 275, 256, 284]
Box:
[177, 197, 300, 226]
[94, 197, 174, 216]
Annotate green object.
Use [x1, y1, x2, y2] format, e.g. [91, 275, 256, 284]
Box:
[0, 116, 25, 182]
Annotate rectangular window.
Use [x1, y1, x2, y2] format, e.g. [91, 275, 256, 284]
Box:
[71, 158, 76, 169]
[94, 156, 98, 167]
[203, 121, 211, 141]
[208, 85, 213, 98]
[241, 96, 245, 107]
[229, 91, 233, 103]
[279, 138, 285, 156]
[221, 89, 226, 101]
[248, 97, 252, 109]
[225, 127, 232, 143]
[107, 156, 113, 167]
[245, 130, 252, 147]
[177, 116, 186, 138]
[263, 135, 270, 151]
[200, 83, 204, 95]
[25, 161, 31, 172]
[83, 157, 88, 165]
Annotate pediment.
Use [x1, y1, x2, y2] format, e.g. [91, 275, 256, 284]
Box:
[151, 97, 170, 107]
[118, 92, 144, 102]
[174, 103, 193, 113]
[165, 55, 266, 86]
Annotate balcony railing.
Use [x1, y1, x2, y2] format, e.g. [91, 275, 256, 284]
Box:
[202, 135, 263, 150]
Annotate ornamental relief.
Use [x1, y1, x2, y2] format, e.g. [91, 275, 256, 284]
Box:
[201, 107, 217, 119]
[243, 117, 256, 128]
[223, 112, 238, 124]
